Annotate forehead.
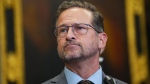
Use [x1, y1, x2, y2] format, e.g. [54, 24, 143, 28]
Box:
[57, 7, 93, 26]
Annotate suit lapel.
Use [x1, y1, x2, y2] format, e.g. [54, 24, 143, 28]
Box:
[102, 72, 107, 84]
[50, 71, 67, 84]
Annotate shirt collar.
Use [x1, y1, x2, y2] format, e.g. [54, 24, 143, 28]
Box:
[64, 66, 102, 84]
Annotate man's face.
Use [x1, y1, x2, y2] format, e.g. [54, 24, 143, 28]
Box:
[56, 7, 102, 61]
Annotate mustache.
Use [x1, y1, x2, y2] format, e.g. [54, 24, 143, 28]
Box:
[63, 41, 81, 49]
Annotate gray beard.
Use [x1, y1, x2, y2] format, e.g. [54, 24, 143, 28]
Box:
[58, 41, 99, 62]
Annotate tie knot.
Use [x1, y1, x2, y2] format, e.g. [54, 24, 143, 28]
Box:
[77, 80, 94, 84]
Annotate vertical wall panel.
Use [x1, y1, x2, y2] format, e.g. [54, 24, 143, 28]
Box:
[0, 0, 25, 84]
[0, 0, 7, 84]
[125, 0, 149, 84]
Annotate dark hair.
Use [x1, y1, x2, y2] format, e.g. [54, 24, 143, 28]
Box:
[56, 0, 104, 33]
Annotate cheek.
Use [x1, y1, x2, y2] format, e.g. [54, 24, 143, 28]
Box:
[82, 35, 97, 43]
[57, 39, 65, 49]
[80, 39, 90, 49]
[83, 36, 99, 47]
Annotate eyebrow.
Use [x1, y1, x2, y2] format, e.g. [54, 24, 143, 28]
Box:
[56, 24, 68, 28]
[57, 23, 80, 28]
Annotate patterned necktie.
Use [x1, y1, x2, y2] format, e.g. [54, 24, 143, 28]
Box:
[77, 80, 94, 84]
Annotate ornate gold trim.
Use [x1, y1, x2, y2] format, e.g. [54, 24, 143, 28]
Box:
[125, 0, 149, 84]
[0, 0, 25, 84]
[0, 0, 7, 84]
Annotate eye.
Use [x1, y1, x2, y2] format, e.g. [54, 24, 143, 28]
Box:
[75, 25, 86, 30]
[60, 28, 68, 33]
[58, 27, 68, 33]
[77, 27, 84, 30]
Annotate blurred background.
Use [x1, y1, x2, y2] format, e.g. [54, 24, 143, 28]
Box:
[0, 0, 150, 84]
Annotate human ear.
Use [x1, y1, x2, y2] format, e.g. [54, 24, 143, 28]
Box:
[98, 32, 108, 49]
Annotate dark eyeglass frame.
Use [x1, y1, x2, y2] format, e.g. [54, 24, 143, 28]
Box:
[54, 23, 99, 38]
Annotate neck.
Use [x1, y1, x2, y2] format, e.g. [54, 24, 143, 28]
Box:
[65, 56, 100, 79]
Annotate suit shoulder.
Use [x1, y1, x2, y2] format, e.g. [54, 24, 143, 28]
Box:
[104, 75, 127, 84]
[42, 75, 60, 84]
[41, 71, 66, 84]
[114, 78, 128, 84]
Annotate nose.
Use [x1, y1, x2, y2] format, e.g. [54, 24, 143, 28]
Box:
[66, 27, 76, 41]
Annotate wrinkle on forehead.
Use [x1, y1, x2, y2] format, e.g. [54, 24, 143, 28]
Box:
[57, 15, 75, 25]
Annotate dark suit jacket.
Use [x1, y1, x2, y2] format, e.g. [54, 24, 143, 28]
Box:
[42, 71, 127, 84]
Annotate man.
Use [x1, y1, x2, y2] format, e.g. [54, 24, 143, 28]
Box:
[42, 0, 127, 84]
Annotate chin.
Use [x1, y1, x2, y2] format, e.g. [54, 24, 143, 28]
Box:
[59, 50, 83, 61]
[65, 54, 80, 59]
[61, 54, 81, 62]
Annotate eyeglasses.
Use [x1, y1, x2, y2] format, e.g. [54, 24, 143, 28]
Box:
[54, 23, 97, 38]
